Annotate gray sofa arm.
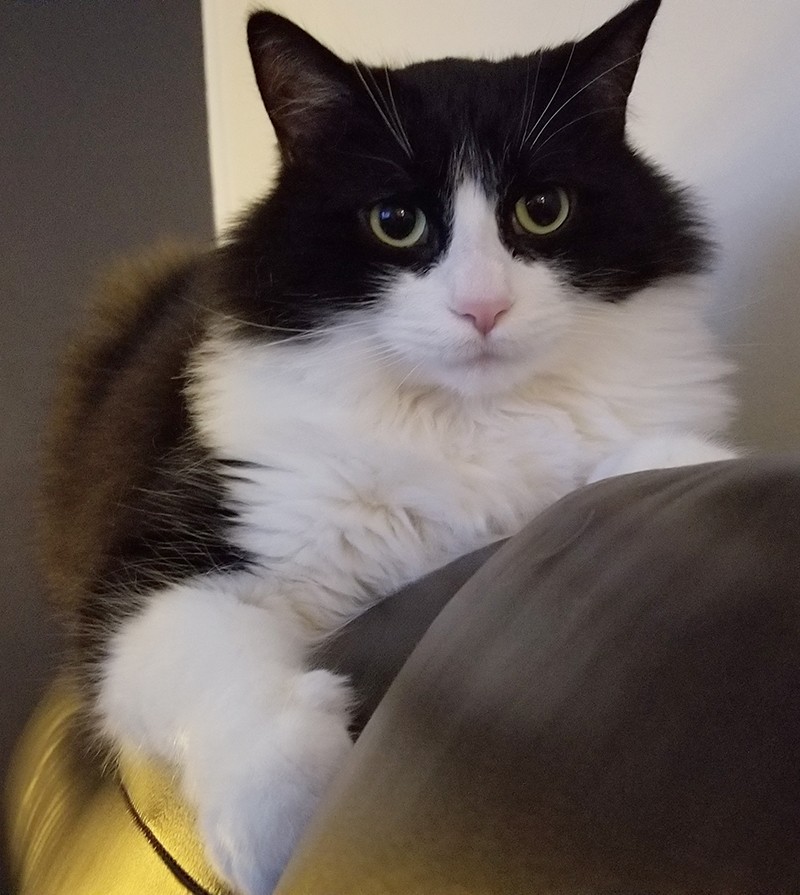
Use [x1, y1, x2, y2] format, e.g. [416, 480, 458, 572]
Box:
[287, 457, 800, 894]
[7, 458, 800, 894]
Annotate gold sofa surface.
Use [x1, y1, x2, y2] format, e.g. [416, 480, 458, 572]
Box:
[7, 677, 230, 895]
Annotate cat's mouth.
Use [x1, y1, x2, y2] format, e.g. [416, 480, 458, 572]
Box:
[451, 340, 517, 368]
[417, 337, 537, 396]
[468, 348, 506, 366]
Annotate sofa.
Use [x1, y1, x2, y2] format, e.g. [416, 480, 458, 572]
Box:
[6, 457, 800, 894]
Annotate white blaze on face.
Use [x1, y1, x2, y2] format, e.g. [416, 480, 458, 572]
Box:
[440, 181, 513, 335]
[374, 179, 580, 396]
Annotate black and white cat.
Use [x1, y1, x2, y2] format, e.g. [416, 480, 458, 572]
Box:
[42, 0, 736, 891]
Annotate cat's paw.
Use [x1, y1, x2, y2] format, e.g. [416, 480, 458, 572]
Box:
[188, 669, 353, 895]
[588, 434, 738, 485]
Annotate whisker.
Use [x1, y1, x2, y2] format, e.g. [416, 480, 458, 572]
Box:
[199, 312, 381, 349]
[513, 57, 533, 148]
[521, 40, 578, 147]
[352, 62, 413, 159]
[383, 67, 413, 157]
[277, 330, 383, 354]
[347, 150, 410, 177]
[526, 53, 642, 150]
[184, 301, 310, 336]
[394, 359, 425, 391]
[516, 49, 544, 152]
[528, 106, 624, 161]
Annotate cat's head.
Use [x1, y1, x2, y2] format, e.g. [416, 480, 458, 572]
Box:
[220, 0, 709, 396]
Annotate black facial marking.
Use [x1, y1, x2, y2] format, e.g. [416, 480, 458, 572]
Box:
[221, 0, 707, 336]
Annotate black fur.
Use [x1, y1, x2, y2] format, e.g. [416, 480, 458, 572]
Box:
[223, 0, 708, 337]
[41, 251, 250, 682]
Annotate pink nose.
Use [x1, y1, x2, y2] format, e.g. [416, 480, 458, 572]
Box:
[455, 298, 511, 335]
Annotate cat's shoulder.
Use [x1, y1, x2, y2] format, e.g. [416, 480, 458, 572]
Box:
[51, 242, 213, 436]
[72, 243, 207, 358]
[41, 244, 219, 604]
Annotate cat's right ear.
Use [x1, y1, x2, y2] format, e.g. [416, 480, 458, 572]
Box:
[247, 12, 354, 164]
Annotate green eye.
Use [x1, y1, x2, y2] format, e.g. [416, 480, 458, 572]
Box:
[513, 187, 570, 236]
[369, 201, 427, 248]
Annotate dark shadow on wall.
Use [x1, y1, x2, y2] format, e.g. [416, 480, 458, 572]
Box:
[687, 19, 800, 453]
[0, 0, 213, 886]
[730, 220, 800, 452]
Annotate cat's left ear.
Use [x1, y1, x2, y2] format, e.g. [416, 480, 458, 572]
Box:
[248, 11, 355, 164]
[572, 0, 662, 131]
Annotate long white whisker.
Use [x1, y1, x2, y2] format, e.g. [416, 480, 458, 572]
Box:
[184, 302, 309, 336]
[275, 330, 385, 353]
[197, 308, 386, 349]
[394, 359, 425, 391]
[367, 65, 413, 157]
[527, 53, 641, 150]
[348, 150, 410, 177]
[514, 58, 532, 147]
[517, 49, 544, 152]
[383, 67, 413, 157]
[528, 106, 624, 160]
[352, 62, 412, 159]
[521, 40, 577, 147]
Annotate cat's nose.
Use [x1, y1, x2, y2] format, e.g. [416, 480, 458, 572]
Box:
[454, 297, 511, 335]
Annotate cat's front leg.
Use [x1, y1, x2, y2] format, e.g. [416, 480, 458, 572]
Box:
[588, 433, 738, 484]
[97, 581, 353, 895]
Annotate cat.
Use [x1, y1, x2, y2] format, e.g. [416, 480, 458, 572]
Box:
[41, 0, 737, 892]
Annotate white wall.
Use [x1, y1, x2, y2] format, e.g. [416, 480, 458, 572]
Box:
[201, 0, 800, 450]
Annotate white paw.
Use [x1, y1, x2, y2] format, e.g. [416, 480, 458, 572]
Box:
[588, 434, 738, 484]
[187, 670, 353, 895]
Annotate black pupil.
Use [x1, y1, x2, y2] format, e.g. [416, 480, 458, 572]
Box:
[526, 189, 562, 227]
[378, 204, 417, 241]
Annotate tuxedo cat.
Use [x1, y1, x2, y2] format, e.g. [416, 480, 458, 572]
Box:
[42, 0, 735, 891]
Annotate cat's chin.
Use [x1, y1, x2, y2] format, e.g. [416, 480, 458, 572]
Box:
[399, 351, 538, 398]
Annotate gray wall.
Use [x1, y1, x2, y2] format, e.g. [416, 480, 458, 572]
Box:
[1, 1, 213, 885]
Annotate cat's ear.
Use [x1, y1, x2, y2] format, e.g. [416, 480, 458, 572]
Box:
[572, 0, 662, 130]
[247, 12, 355, 163]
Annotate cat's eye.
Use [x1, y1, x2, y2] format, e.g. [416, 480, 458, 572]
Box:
[368, 201, 428, 248]
[513, 187, 570, 236]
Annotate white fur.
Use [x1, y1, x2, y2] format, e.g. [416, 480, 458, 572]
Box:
[374, 181, 582, 396]
[98, 584, 352, 895]
[99, 179, 736, 894]
[588, 433, 737, 483]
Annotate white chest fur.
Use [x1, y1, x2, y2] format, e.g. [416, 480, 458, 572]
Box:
[189, 281, 731, 629]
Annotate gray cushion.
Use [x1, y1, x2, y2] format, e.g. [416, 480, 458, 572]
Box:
[8, 458, 800, 894]
[290, 457, 800, 894]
